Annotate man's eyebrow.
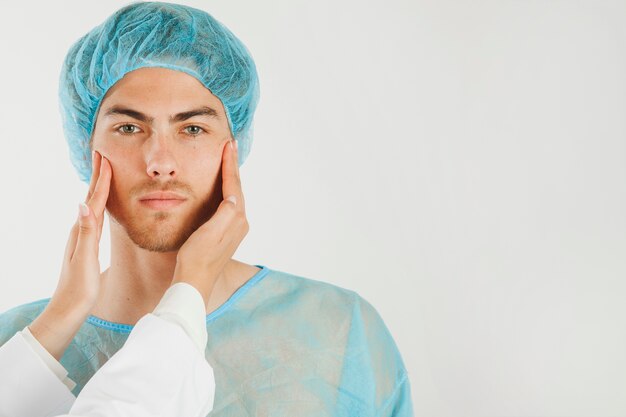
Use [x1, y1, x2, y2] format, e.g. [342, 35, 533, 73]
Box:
[103, 105, 220, 123]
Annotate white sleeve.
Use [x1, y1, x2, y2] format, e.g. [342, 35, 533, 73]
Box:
[0, 331, 76, 417]
[63, 313, 214, 417]
[151, 281, 209, 353]
[21, 326, 77, 391]
[0, 283, 213, 417]
[18, 282, 207, 384]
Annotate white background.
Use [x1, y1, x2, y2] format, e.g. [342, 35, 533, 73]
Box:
[1, 1, 625, 415]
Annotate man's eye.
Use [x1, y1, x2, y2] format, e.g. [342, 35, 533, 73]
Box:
[115, 124, 205, 136]
[117, 124, 141, 135]
[184, 125, 206, 136]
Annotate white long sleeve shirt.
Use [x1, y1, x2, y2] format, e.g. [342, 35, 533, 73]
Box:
[0, 282, 215, 417]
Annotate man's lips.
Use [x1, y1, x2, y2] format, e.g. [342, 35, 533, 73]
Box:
[139, 191, 187, 200]
[139, 198, 186, 210]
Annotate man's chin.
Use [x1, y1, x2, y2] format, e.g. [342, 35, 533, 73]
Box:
[131, 240, 181, 253]
[126, 225, 188, 252]
[109, 210, 195, 253]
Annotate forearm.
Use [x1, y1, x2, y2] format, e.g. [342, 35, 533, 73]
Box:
[28, 300, 89, 362]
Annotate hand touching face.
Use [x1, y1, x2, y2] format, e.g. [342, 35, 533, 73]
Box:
[171, 138, 249, 305]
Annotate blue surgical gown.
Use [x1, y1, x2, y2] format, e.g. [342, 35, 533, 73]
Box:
[0, 264, 414, 416]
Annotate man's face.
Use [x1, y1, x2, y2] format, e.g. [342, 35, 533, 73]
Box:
[91, 67, 232, 253]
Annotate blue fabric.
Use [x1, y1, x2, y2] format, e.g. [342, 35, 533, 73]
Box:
[0, 265, 413, 416]
[58, 1, 260, 184]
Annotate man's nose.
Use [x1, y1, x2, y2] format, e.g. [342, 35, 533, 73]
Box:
[145, 133, 178, 178]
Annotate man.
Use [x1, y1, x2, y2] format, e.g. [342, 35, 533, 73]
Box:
[0, 2, 414, 416]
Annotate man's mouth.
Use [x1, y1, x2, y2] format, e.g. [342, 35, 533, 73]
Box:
[139, 199, 186, 210]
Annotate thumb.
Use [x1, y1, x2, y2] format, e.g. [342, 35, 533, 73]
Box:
[75, 202, 97, 259]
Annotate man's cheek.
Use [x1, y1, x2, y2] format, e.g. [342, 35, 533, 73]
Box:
[104, 179, 123, 214]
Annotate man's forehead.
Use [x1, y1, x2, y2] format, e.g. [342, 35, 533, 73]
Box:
[114, 67, 214, 90]
[100, 68, 222, 111]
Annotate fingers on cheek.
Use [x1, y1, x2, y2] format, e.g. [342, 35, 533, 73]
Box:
[236, 211, 249, 238]
[225, 208, 247, 240]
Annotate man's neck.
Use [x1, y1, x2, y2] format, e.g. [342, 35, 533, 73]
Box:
[89, 221, 258, 326]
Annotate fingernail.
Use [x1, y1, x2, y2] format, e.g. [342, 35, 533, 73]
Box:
[234, 140, 238, 150]
[78, 202, 90, 217]
[226, 195, 237, 205]
[229, 140, 234, 150]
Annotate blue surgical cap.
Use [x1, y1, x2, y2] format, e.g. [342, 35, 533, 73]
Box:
[58, 1, 261, 184]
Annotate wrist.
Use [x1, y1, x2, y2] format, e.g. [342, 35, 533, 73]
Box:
[171, 267, 216, 309]
[45, 297, 92, 324]
[29, 301, 90, 361]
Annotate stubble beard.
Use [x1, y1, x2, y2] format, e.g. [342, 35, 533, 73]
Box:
[106, 185, 222, 253]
